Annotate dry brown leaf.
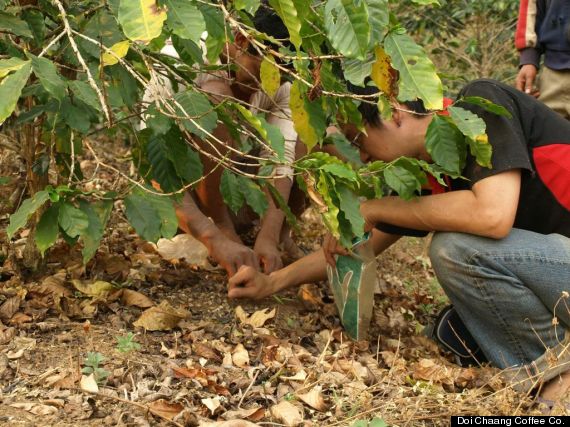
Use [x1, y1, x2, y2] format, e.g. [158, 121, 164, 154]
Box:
[71, 279, 114, 297]
[155, 234, 214, 269]
[232, 343, 250, 368]
[413, 358, 454, 385]
[0, 326, 16, 345]
[202, 421, 259, 427]
[223, 406, 264, 420]
[193, 342, 221, 362]
[0, 295, 22, 321]
[11, 402, 58, 416]
[9, 312, 32, 324]
[270, 401, 303, 426]
[148, 399, 184, 420]
[281, 370, 307, 381]
[201, 396, 221, 415]
[121, 289, 154, 308]
[297, 284, 322, 309]
[236, 306, 276, 328]
[80, 374, 99, 393]
[297, 386, 328, 411]
[133, 300, 189, 331]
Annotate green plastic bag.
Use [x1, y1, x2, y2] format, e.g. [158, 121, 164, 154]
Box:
[326, 234, 377, 340]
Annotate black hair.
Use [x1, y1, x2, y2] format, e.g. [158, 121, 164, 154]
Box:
[251, 1, 293, 51]
[347, 78, 429, 127]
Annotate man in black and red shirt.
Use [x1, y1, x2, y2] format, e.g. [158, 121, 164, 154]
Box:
[226, 79, 570, 401]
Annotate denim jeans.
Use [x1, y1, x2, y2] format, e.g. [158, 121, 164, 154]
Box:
[429, 228, 570, 369]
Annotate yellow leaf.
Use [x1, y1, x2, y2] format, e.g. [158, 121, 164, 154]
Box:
[260, 56, 280, 97]
[370, 46, 396, 97]
[118, 0, 167, 44]
[71, 280, 114, 297]
[235, 306, 276, 328]
[101, 40, 130, 67]
[290, 81, 318, 152]
[475, 133, 489, 144]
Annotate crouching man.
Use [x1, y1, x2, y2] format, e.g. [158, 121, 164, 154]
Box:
[228, 79, 570, 403]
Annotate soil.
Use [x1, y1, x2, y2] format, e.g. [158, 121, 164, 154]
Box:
[0, 141, 558, 427]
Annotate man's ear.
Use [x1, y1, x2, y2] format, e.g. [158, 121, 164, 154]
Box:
[234, 32, 249, 50]
[391, 107, 403, 127]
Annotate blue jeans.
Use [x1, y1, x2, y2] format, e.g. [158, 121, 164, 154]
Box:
[429, 229, 570, 369]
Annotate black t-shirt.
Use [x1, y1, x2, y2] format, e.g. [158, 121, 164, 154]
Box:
[377, 79, 570, 238]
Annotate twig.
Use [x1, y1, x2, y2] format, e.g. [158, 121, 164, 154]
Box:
[52, 0, 111, 125]
[237, 368, 260, 409]
[38, 30, 66, 58]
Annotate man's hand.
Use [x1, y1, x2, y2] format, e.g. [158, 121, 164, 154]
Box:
[208, 234, 259, 277]
[322, 232, 349, 267]
[227, 265, 277, 299]
[515, 64, 540, 97]
[254, 237, 283, 274]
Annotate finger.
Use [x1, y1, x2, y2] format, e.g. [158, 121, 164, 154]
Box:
[524, 75, 533, 94]
[228, 285, 257, 299]
[515, 74, 524, 91]
[323, 237, 335, 267]
[225, 261, 237, 277]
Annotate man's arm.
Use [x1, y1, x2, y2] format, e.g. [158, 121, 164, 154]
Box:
[362, 170, 521, 240]
[228, 229, 400, 299]
[176, 191, 259, 276]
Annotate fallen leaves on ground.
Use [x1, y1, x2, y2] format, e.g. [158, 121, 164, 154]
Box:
[133, 300, 189, 330]
[235, 306, 276, 328]
[148, 399, 184, 420]
[270, 401, 303, 426]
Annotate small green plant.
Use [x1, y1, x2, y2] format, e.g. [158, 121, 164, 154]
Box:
[351, 418, 388, 427]
[115, 332, 141, 353]
[82, 352, 110, 384]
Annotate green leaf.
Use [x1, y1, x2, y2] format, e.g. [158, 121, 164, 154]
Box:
[79, 199, 112, 263]
[199, 3, 225, 63]
[7, 190, 50, 238]
[324, 0, 370, 60]
[0, 12, 32, 38]
[234, 104, 285, 161]
[265, 182, 298, 232]
[118, 0, 167, 43]
[447, 105, 486, 140]
[369, 418, 388, 427]
[240, 178, 268, 217]
[234, 0, 261, 14]
[260, 56, 281, 98]
[384, 32, 443, 110]
[58, 202, 89, 238]
[338, 184, 364, 237]
[467, 137, 493, 169]
[36, 204, 60, 256]
[317, 172, 341, 238]
[174, 89, 218, 139]
[321, 163, 358, 181]
[384, 158, 425, 200]
[425, 115, 466, 176]
[166, 131, 203, 184]
[461, 96, 512, 118]
[411, 0, 440, 5]
[146, 134, 183, 192]
[366, 0, 389, 46]
[81, 10, 124, 59]
[268, 0, 302, 50]
[164, 0, 205, 44]
[220, 170, 245, 214]
[0, 176, 10, 185]
[60, 98, 92, 133]
[350, 421, 368, 427]
[124, 193, 163, 242]
[324, 133, 364, 166]
[28, 54, 66, 101]
[22, 9, 45, 46]
[342, 57, 374, 87]
[0, 61, 31, 124]
[69, 80, 101, 112]
[0, 57, 28, 79]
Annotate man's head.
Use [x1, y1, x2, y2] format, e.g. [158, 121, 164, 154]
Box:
[224, 1, 290, 96]
[344, 82, 434, 163]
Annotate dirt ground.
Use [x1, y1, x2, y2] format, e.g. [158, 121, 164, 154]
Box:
[0, 143, 562, 426]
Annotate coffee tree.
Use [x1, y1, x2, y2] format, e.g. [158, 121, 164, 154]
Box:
[0, 0, 505, 267]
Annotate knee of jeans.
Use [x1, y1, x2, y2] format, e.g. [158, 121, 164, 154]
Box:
[429, 232, 473, 278]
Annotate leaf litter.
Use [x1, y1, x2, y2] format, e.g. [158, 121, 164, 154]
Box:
[0, 145, 551, 425]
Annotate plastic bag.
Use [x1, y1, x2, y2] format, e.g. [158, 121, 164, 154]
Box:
[326, 234, 377, 340]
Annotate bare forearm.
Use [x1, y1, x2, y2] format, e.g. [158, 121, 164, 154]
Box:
[257, 177, 292, 243]
[269, 249, 328, 292]
[175, 191, 222, 246]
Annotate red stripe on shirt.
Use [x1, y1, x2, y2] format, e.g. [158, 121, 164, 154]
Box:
[515, 0, 530, 50]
